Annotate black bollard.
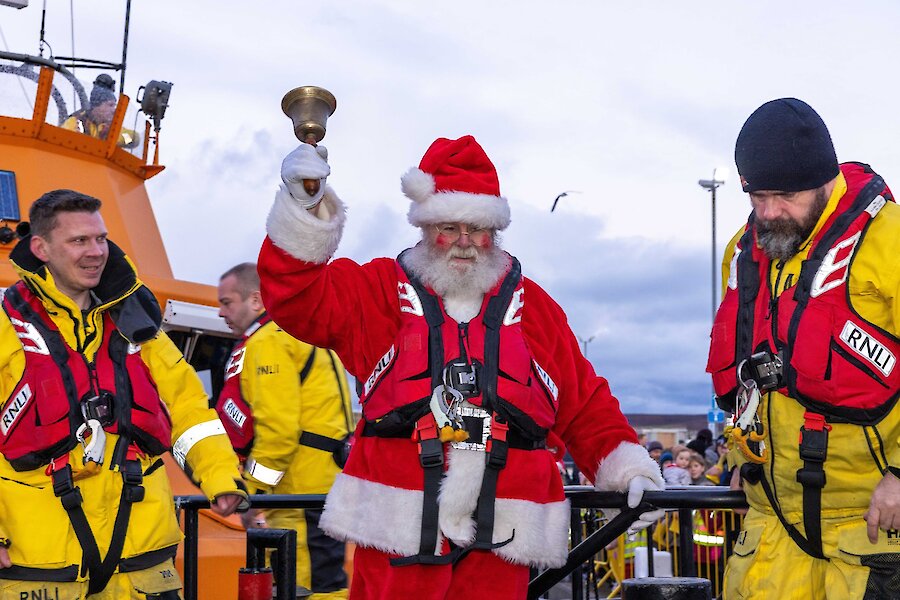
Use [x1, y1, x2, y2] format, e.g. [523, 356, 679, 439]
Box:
[621, 577, 712, 600]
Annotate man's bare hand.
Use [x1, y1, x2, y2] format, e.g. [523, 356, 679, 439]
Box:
[240, 508, 267, 530]
[0, 547, 10, 568]
[209, 494, 244, 517]
[864, 471, 900, 543]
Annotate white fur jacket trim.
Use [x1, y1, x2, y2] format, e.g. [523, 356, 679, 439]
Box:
[320, 449, 571, 568]
[265, 184, 345, 264]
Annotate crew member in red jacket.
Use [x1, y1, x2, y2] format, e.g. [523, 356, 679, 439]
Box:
[258, 136, 664, 598]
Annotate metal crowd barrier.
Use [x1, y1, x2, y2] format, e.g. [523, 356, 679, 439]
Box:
[174, 487, 747, 600]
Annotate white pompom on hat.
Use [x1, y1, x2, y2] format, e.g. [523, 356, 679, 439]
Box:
[401, 135, 511, 230]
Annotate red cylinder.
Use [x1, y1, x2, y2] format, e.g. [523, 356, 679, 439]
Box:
[238, 567, 274, 600]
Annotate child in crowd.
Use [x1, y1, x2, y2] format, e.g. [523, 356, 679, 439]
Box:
[659, 451, 674, 471]
[663, 447, 692, 486]
[688, 452, 715, 486]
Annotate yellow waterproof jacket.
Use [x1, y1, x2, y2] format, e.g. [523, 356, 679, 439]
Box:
[721, 172, 900, 520]
[0, 241, 245, 576]
[239, 319, 352, 496]
[61, 111, 139, 148]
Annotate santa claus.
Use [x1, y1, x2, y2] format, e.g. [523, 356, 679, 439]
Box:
[259, 135, 664, 599]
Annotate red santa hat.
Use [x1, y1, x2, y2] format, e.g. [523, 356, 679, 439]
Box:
[401, 135, 511, 230]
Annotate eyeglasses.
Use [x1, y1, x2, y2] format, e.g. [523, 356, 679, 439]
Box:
[433, 223, 491, 242]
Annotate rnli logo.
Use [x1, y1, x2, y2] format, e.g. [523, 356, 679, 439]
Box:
[222, 398, 247, 427]
[533, 360, 559, 402]
[740, 176, 750, 191]
[0, 383, 32, 436]
[839, 321, 896, 376]
[364, 346, 395, 397]
[224, 347, 246, 381]
[503, 288, 524, 326]
[398, 282, 423, 316]
[10, 318, 50, 355]
[810, 232, 860, 298]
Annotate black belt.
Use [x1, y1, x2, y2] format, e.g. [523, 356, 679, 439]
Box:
[361, 421, 546, 450]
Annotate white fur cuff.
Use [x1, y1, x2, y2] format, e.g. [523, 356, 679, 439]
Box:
[265, 185, 346, 264]
[594, 441, 665, 492]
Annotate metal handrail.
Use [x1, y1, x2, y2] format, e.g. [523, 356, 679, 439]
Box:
[174, 487, 747, 600]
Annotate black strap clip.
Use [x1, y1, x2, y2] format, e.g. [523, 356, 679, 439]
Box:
[419, 438, 444, 469]
[122, 461, 145, 503]
[798, 413, 830, 463]
[796, 412, 830, 488]
[51, 464, 83, 510]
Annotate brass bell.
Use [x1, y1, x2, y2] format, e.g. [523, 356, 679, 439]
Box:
[281, 86, 337, 144]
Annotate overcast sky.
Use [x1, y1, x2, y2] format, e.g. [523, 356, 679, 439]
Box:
[3, 1, 900, 415]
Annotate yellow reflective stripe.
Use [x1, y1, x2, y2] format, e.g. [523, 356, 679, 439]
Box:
[245, 458, 285, 486]
[693, 532, 725, 545]
[172, 420, 227, 468]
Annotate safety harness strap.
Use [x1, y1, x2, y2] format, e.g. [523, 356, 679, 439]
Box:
[389, 414, 448, 566]
[795, 411, 829, 558]
[87, 460, 145, 595]
[298, 430, 345, 453]
[51, 458, 145, 594]
[749, 411, 830, 561]
[471, 416, 514, 551]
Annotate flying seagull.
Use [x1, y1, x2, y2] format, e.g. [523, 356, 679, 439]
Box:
[551, 190, 581, 212]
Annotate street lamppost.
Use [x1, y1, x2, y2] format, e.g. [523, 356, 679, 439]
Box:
[698, 167, 729, 322]
[577, 334, 596, 358]
[699, 167, 729, 435]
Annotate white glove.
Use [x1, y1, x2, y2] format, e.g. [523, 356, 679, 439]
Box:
[281, 144, 330, 209]
[625, 475, 665, 534]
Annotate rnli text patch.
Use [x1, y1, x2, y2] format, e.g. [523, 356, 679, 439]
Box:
[1, 383, 32, 436]
[840, 321, 895, 376]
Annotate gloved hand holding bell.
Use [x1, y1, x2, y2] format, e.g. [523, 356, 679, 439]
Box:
[281, 144, 330, 209]
[280, 85, 337, 210]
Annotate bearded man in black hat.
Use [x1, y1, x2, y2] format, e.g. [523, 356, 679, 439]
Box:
[708, 98, 900, 599]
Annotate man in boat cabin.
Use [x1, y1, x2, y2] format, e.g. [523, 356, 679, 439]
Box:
[216, 261, 352, 599]
[257, 135, 666, 598]
[62, 74, 140, 149]
[0, 189, 247, 598]
[707, 98, 900, 599]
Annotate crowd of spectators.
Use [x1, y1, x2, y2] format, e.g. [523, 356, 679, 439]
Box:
[643, 429, 732, 487]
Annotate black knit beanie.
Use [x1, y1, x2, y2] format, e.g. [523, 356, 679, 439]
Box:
[89, 74, 117, 108]
[734, 98, 839, 193]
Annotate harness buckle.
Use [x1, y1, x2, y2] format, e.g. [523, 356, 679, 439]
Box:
[415, 417, 444, 469]
[798, 412, 830, 463]
[80, 391, 116, 428]
[740, 351, 784, 391]
[443, 360, 481, 398]
[50, 464, 83, 509]
[486, 418, 509, 469]
[121, 461, 145, 503]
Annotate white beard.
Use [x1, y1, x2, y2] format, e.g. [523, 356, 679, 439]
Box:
[403, 235, 510, 322]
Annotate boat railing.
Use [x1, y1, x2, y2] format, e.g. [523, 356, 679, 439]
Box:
[174, 486, 747, 600]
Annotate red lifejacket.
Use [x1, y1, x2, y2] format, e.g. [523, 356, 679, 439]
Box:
[0, 282, 173, 471]
[214, 314, 270, 459]
[361, 256, 558, 438]
[707, 162, 900, 424]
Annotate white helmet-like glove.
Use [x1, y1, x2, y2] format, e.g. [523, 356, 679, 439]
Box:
[625, 475, 666, 534]
[281, 144, 331, 209]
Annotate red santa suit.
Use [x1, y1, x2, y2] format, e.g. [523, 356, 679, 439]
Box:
[259, 137, 663, 599]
